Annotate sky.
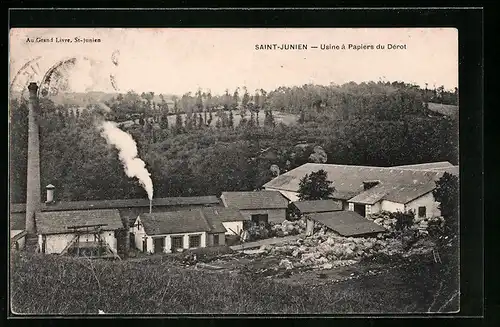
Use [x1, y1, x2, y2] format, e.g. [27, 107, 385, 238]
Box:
[9, 28, 458, 96]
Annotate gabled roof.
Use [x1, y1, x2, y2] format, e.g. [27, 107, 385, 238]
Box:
[308, 211, 386, 237]
[10, 196, 220, 213]
[263, 163, 442, 195]
[200, 208, 229, 233]
[292, 200, 343, 214]
[383, 183, 437, 204]
[221, 191, 289, 210]
[140, 208, 227, 236]
[201, 206, 249, 223]
[35, 209, 124, 235]
[349, 182, 437, 205]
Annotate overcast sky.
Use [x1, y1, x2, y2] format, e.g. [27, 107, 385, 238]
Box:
[10, 28, 458, 96]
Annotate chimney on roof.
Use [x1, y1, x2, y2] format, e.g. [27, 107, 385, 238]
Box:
[363, 180, 380, 191]
[45, 184, 55, 204]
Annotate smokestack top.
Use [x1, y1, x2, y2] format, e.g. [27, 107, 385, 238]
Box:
[46, 184, 55, 190]
[28, 82, 38, 93]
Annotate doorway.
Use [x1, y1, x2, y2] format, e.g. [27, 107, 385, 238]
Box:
[354, 203, 366, 217]
[251, 214, 269, 225]
[153, 237, 165, 254]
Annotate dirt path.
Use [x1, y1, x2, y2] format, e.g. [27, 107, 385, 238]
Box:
[229, 235, 303, 251]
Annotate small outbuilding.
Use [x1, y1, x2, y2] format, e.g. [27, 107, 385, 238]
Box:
[35, 209, 124, 257]
[220, 191, 289, 225]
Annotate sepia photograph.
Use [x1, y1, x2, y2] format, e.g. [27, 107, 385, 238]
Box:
[9, 27, 460, 315]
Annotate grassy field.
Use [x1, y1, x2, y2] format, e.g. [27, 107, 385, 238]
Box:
[10, 244, 458, 315]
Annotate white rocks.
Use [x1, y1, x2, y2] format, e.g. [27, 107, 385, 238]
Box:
[279, 259, 294, 270]
[322, 263, 333, 270]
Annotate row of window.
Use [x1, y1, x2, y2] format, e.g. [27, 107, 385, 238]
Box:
[168, 234, 204, 251]
[349, 203, 427, 218]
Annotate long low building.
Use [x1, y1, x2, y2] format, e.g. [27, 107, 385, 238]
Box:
[263, 161, 459, 219]
[9, 185, 223, 257]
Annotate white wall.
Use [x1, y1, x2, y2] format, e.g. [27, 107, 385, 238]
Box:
[381, 200, 405, 213]
[41, 231, 118, 254]
[405, 192, 441, 219]
[370, 202, 382, 214]
[222, 221, 244, 235]
[132, 216, 146, 251]
[264, 188, 298, 202]
[142, 231, 208, 254]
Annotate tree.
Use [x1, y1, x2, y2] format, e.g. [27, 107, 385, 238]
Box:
[298, 110, 306, 124]
[228, 110, 234, 128]
[198, 113, 204, 129]
[264, 110, 275, 128]
[232, 88, 240, 111]
[297, 169, 335, 200]
[160, 111, 169, 130]
[433, 172, 459, 237]
[174, 112, 183, 134]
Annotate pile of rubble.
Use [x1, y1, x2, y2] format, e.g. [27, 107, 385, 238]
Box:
[258, 231, 406, 271]
[269, 219, 306, 237]
[366, 211, 398, 231]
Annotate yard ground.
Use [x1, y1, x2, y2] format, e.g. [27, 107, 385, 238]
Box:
[10, 237, 458, 315]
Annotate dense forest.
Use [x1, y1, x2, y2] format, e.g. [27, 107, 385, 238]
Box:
[9, 81, 458, 203]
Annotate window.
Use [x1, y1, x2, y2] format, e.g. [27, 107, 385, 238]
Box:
[213, 234, 219, 246]
[418, 206, 427, 218]
[171, 236, 183, 251]
[189, 234, 201, 248]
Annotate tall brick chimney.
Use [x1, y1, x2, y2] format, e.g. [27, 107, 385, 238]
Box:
[25, 82, 41, 234]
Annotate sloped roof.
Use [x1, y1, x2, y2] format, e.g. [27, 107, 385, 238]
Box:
[383, 183, 437, 204]
[10, 213, 25, 231]
[201, 206, 249, 222]
[10, 196, 220, 213]
[348, 184, 397, 205]
[221, 191, 289, 210]
[140, 209, 217, 235]
[349, 182, 437, 205]
[292, 200, 343, 214]
[35, 209, 124, 234]
[392, 162, 459, 176]
[392, 161, 453, 169]
[263, 163, 442, 195]
[309, 211, 386, 237]
[200, 208, 229, 233]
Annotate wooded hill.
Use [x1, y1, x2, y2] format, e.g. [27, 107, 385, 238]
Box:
[9, 81, 458, 203]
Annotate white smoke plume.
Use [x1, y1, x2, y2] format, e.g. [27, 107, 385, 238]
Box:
[98, 121, 154, 200]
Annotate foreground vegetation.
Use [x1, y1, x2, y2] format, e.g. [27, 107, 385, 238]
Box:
[10, 240, 458, 314]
